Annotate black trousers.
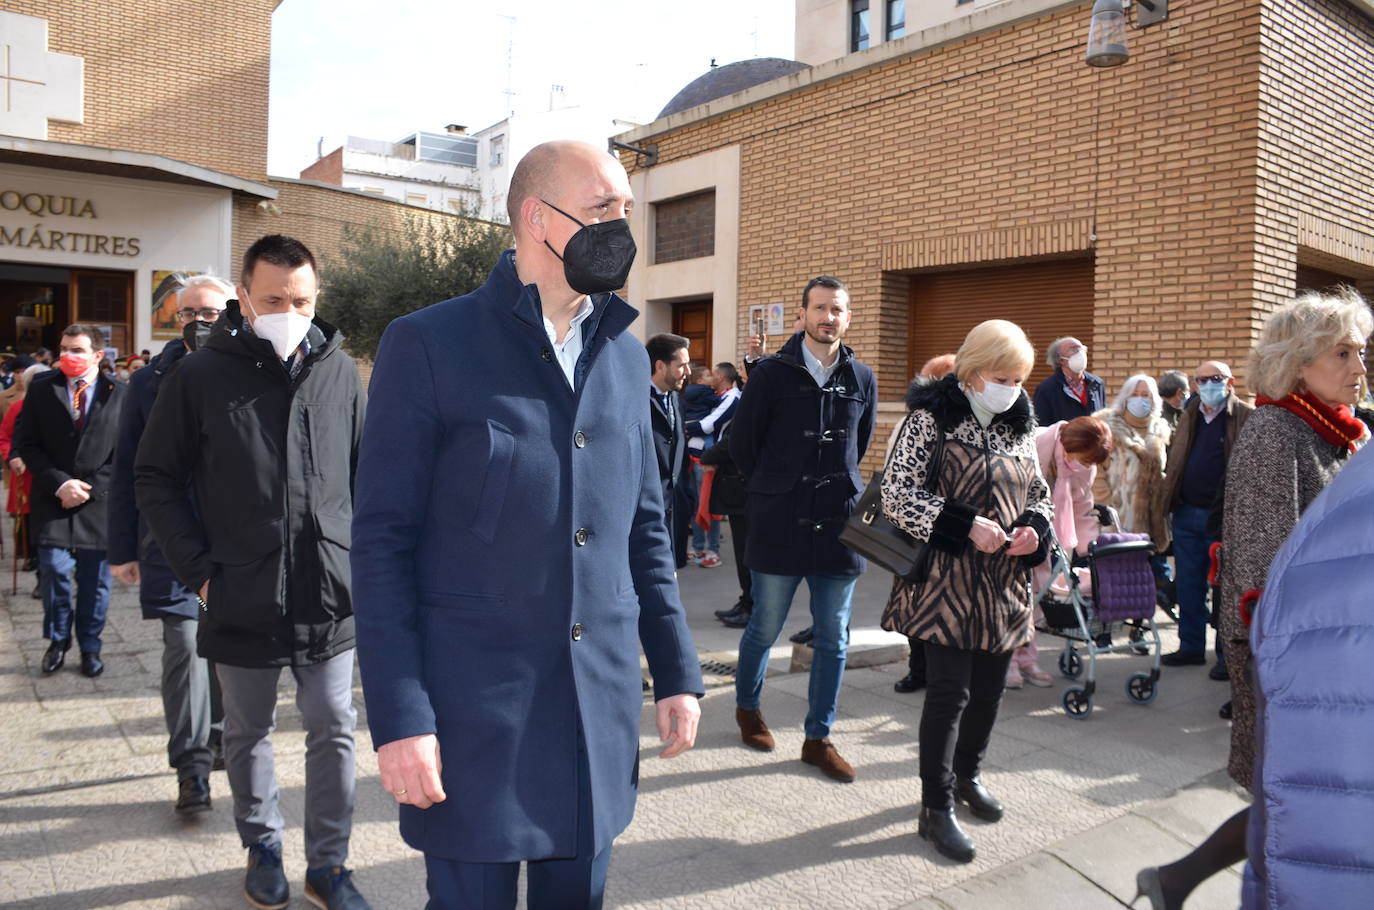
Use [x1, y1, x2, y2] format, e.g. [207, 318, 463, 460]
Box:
[727, 513, 752, 608]
[918, 641, 1013, 810]
[906, 635, 926, 680]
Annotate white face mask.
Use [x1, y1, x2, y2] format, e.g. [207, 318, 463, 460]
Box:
[243, 293, 312, 362]
[1066, 348, 1088, 374]
[1126, 395, 1153, 418]
[969, 379, 1020, 414]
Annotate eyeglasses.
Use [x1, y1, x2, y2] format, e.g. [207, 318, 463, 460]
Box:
[178, 307, 222, 323]
[1194, 374, 1230, 384]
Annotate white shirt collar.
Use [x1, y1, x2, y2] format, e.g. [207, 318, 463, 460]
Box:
[800, 340, 842, 387]
[543, 296, 595, 346]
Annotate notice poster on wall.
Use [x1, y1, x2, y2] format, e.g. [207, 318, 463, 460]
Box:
[748, 303, 788, 339]
[151, 270, 201, 340]
[765, 302, 786, 335]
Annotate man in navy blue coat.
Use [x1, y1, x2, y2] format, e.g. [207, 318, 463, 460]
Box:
[109, 275, 231, 815]
[351, 140, 703, 910]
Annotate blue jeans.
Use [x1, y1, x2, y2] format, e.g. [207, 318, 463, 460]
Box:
[735, 571, 857, 740]
[688, 461, 720, 553]
[39, 546, 111, 653]
[1171, 504, 1219, 657]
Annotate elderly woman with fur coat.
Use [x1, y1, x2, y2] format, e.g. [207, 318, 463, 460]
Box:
[880, 320, 1052, 865]
[1092, 374, 1172, 549]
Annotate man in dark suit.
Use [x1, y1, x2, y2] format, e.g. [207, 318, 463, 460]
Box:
[109, 275, 232, 815]
[351, 140, 703, 910]
[14, 323, 125, 677]
[646, 333, 691, 568]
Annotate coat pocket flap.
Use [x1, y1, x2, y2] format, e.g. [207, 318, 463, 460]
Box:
[314, 512, 353, 548]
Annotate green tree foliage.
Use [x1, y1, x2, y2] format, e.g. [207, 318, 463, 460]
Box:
[322, 214, 511, 360]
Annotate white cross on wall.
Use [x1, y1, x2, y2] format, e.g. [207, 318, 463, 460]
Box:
[0, 12, 83, 141]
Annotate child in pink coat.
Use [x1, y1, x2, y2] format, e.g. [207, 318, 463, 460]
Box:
[1007, 417, 1112, 688]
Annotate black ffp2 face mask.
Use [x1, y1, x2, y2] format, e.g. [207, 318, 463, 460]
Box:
[182, 319, 214, 352]
[541, 199, 637, 295]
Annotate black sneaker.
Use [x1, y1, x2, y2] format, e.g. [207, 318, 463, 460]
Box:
[305, 866, 370, 910]
[175, 776, 211, 813]
[245, 841, 289, 909]
[1160, 649, 1207, 667]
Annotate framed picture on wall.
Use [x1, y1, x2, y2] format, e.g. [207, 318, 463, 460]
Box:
[151, 270, 200, 341]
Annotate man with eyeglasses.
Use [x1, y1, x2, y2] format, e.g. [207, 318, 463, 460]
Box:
[1158, 361, 1253, 675]
[109, 274, 231, 815]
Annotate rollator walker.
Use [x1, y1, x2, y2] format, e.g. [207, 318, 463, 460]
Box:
[1034, 506, 1162, 719]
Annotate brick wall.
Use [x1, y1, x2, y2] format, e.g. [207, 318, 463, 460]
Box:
[231, 179, 476, 283]
[653, 190, 716, 263]
[622, 0, 1374, 479]
[1255, 0, 1374, 309]
[14, 0, 273, 182]
[299, 147, 343, 184]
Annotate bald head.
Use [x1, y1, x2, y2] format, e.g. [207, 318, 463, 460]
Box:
[1195, 360, 1232, 380]
[506, 140, 630, 228]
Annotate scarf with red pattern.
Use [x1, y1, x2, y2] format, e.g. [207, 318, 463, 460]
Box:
[1255, 390, 1367, 453]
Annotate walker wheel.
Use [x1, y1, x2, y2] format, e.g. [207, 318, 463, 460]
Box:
[1126, 673, 1158, 705]
[1058, 649, 1083, 680]
[1062, 685, 1092, 719]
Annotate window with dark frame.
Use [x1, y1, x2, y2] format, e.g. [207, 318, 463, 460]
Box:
[886, 0, 905, 40]
[850, 0, 870, 52]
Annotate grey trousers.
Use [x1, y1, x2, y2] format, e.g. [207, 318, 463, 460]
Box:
[217, 649, 358, 870]
[160, 616, 223, 780]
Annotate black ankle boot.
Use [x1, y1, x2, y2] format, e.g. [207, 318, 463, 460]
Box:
[955, 777, 1004, 822]
[918, 806, 976, 863]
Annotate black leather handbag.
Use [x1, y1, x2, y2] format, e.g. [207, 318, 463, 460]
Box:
[839, 414, 945, 581]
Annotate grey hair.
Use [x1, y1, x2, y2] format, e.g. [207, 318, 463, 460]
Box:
[180, 274, 235, 297]
[1046, 336, 1080, 369]
[1112, 372, 1162, 416]
[1248, 287, 1373, 400]
[18, 362, 50, 389]
[1157, 369, 1189, 399]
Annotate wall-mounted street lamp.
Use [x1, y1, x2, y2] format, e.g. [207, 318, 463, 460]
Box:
[1086, 0, 1169, 67]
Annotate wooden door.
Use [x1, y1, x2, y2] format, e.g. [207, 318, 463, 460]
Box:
[672, 298, 713, 366]
[69, 270, 134, 358]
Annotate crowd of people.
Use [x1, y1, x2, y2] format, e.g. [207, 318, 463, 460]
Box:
[3, 137, 1370, 910]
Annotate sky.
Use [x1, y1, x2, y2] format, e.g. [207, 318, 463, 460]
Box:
[267, 0, 796, 177]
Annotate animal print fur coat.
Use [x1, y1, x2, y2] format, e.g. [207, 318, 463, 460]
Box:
[879, 375, 1053, 653]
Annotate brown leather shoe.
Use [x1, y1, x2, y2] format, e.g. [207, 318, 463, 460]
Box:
[736, 707, 775, 752]
[801, 738, 856, 783]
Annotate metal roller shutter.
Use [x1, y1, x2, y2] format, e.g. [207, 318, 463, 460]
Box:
[907, 257, 1094, 390]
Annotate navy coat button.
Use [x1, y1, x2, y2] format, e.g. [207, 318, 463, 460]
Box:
[541, 348, 554, 362]
[574, 528, 589, 546]
[571, 623, 584, 641]
[574, 430, 587, 448]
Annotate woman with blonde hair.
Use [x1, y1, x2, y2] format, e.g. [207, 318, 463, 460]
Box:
[881, 320, 1052, 863]
[1135, 287, 1371, 909]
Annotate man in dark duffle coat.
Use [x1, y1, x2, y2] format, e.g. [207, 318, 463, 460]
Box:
[350, 140, 703, 910]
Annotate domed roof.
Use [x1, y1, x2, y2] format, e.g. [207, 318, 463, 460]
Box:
[657, 57, 810, 120]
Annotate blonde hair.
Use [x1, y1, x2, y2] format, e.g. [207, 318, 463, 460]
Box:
[1248, 287, 1373, 400]
[955, 320, 1035, 385]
